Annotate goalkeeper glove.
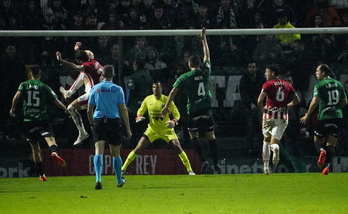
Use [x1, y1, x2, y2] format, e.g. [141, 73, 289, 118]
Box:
[166, 119, 178, 128]
[135, 115, 145, 123]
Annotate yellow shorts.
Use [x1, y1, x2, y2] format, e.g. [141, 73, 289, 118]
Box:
[144, 127, 178, 143]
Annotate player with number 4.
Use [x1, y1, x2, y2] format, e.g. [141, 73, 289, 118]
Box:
[257, 65, 300, 175]
[161, 27, 221, 174]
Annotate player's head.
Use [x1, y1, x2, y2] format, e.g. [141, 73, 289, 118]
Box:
[30, 64, 42, 79]
[152, 81, 163, 97]
[75, 49, 90, 63]
[188, 55, 201, 69]
[103, 65, 115, 79]
[85, 50, 94, 59]
[264, 64, 279, 81]
[316, 64, 336, 80]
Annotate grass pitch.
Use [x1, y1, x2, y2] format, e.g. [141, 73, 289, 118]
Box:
[1, 173, 348, 214]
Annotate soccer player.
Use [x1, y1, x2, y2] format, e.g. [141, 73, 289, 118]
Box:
[300, 64, 347, 175]
[87, 65, 132, 190]
[9, 65, 69, 181]
[56, 49, 103, 146]
[161, 27, 221, 174]
[122, 81, 195, 175]
[257, 65, 300, 175]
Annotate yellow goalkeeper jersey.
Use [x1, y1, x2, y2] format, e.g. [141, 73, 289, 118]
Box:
[137, 94, 180, 132]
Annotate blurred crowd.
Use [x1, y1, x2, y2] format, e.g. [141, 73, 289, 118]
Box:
[1, 0, 348, 157]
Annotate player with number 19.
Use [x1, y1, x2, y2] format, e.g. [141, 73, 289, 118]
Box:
[300, 64, 347, 175]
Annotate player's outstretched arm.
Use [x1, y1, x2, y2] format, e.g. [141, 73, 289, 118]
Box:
[200, 27, 210, 62]
[56, 51, 83, 71]
[161, 87, 179, 116]
[53, 99, 70, 116]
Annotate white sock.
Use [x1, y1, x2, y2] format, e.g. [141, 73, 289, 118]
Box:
[262, 141, 270, 167]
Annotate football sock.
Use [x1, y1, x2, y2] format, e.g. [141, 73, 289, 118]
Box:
[325, 146, 335, 166]
[191, 137, 206, 162]
[121, 150, 137, 171]
[262, 141, 270, 167]
[208, 139, 219, 166]
[178, 151, 193, 172]
[94, 154, 103, 182]
[113, 157, 123, 184]
[49, 145, 58, 154]
[35, 162, 44, 176]
[314, 140, 323, 153]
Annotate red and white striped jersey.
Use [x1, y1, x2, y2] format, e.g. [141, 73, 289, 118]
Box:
[70, 59, 103, 93]
[261, 78, 295, 120]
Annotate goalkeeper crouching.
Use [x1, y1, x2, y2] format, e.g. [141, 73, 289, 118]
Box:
[122, 81, 195, 175]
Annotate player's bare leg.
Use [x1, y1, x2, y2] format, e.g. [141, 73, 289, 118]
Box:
[67, 100, 89, 145]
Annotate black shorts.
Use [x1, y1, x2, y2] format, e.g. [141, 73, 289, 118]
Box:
[92, 118, 122, 146]
[188, 108, 217, 132]
[315, 118, 343, 138]
[23, 121, 54, 142]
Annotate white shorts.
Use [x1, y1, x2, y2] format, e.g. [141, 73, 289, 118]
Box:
[77, 92, 90, 110]
[262, 118, 288, 140]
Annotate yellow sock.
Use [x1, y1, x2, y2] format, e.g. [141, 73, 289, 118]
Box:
[178, 151, 193, 172]
[121, 151, 137, 171]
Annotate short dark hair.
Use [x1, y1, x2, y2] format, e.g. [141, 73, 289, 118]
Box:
[319, 64, 336, 79]
[103, 65, 115, 78]
[266, 64, 279, 76]
[75, 49, 89, 62]
[30, 64, 41, 76]
[188, 55, 201, 68]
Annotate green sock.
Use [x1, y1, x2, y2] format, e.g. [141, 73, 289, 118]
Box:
[178, 151, 193, 172]
[121, 150, 137, 171]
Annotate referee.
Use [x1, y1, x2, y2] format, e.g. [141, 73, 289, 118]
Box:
[87, 65, 132, 190]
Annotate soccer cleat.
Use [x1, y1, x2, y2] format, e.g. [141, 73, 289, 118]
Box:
[214, 165, 222, 174]
[263, 167, 270, 175]
[95, 181, 102, 190]
[201, 161, 209, 174]
[322, 166, 329, 175]
[317, 149, 326, 168]
[73, 132, 89, 146]
[188, 171, 196, 175]
[117, 177, 126, 188]
[51, 152, 67, 167]
[59, 86, 69, 99]
[272, 147, 280, 167]
[39, 174, 47, 181]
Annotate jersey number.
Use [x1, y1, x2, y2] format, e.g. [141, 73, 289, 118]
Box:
[198, 82, 206, 96]
[276, 87, 285, 102]
[27, 91, 40, 107]
[327, 90, 339, 105]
